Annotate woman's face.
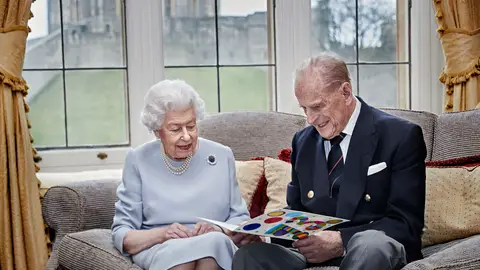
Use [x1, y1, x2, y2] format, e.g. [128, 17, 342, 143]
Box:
[157, 106, 198, 160]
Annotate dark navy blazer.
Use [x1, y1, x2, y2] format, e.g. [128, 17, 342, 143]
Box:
[284, 98, 427, 263]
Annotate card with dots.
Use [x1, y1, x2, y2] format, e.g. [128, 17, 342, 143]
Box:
[199, 209, 349, 241]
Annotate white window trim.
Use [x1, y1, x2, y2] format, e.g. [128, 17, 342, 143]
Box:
[410, 0, 445, 114]
[36, 0, 444, 173]
[275, 0, 311, 115]
[37, 0, 162, 172]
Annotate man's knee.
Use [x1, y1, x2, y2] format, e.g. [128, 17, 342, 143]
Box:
[232, 242, 270, 269]
[234, 242, 270, 261]
[348, 230, 405, 254]
[233, 242, 306, 270]
[345, 230, 407, 269]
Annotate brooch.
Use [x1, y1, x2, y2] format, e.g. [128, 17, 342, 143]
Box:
[207, 155, 216, 165]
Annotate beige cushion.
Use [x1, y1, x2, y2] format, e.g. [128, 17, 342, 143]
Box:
[235, 160, 264, 208]
[422, 165, 480, 246]
[263, 157, 291, 212]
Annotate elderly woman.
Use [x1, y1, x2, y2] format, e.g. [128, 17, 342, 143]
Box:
[111, 79, 255, 270]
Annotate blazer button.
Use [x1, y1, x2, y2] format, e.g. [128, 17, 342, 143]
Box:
[365, 194, 371, 202]
[307, 190, 314, 198]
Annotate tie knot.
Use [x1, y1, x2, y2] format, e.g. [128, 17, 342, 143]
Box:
[329, 132, 346, 146]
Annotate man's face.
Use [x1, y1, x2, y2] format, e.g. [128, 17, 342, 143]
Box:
[295, 78, 354, 140]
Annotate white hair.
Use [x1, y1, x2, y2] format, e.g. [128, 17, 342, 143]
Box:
[294, 52, 351, 92]
[140, 79, 206, 133]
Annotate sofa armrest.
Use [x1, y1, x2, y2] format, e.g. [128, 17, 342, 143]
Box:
[42, 179, 120, 269]
[403, 234, 480, 269]
[42, 179, 120, 234]
[58, 229, 141, 270]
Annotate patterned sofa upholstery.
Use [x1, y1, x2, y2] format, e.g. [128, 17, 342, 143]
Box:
[41, 109, 480, 270]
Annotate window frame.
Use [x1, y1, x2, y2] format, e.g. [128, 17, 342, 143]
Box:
[163, 0, 278, 113]
[36, 0, 162, 172]
[35, 0, 443, 172]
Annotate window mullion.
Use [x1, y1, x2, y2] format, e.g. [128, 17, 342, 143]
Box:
[275, 0, 311, 115]
[126, 0, 163, 147]
[410, 0, 444, 114]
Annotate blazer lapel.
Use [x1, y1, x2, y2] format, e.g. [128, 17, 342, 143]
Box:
[301, 129, 330, 200]
[336, 100, 378, 220]
[313, 133, 330, 198]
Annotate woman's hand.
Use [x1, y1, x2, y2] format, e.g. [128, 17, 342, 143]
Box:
[192, 222, 222, 236]
[164, 223, 193, 240]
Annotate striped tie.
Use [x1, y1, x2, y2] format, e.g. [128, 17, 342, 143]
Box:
[327, 133, 346, 199]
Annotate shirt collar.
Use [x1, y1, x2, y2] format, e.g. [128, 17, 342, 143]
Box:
[342, 96, 361, 136]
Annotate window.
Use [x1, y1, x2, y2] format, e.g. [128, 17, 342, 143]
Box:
[162, 0, 277, 113]
[310, 0, 410, 108]
[27, 0, 436, 172]
[24, 0, 129, 150]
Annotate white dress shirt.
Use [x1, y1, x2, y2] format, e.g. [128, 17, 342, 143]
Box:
[323, 96, 362, 163]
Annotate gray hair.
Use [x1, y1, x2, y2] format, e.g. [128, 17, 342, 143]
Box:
[294, 52, 351, 92]
[140, 79, 206, 133]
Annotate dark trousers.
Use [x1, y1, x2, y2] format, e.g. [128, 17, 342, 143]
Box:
[232, 230, 407, 270]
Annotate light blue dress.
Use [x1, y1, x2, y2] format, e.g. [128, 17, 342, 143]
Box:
[111, 138, 250, 270]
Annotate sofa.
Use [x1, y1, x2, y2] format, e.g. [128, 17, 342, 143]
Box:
[41, 108, 480, 270]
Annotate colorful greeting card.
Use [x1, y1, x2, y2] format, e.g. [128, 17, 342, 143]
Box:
[199, 209, 349, 241]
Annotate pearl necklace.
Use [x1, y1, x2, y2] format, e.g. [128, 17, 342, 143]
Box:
[161, 148, 192, 175]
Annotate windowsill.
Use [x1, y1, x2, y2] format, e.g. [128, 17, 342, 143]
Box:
[35, 146, 130, 172]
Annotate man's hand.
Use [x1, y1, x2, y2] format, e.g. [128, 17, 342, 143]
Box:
[230, 232, 262, 247]
[192, 222, 221, 236]
[292, 231, 344, 264]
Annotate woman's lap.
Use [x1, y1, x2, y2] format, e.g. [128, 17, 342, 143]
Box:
[132, 231, 238, 270]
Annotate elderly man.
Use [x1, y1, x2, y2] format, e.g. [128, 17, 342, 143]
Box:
[231, 53, 427, 270]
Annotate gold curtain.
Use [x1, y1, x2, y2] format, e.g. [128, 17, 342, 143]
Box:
[432, 0, 480, 112]
[0, 0, 49, 269]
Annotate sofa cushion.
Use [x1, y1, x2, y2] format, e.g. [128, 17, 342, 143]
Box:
[404, 234, 480, 270]
[264, 157, 291, 212]
[380, 108, 437, 161]
[431, 109, 480, 160]
[58, 229, 141, 270]
[278, 148, 292, 163]
[422, 155, 480, 247]
[426, 155, 480, 167]
[421, 234, 480, 258]
[235, 159, 267, 217]
[198, 111, 306, 160]
[248, 173, 269, 218]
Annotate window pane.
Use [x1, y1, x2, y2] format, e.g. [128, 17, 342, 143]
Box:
[163, 0, 216, 66]
[164, 67, 219, 113]
[359, 64, 408, 108]
[62, 0, 126, 68]
[219, 67, 272, 112]
[24, 71, 66, 147]
[65, 70, 128, 146]
[346, 65, 358, 95]
[25, 0, 62, 69]
[218, 0, 271, 65]
[358, 0, 406, 62]
[311, 0, 357, 62]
